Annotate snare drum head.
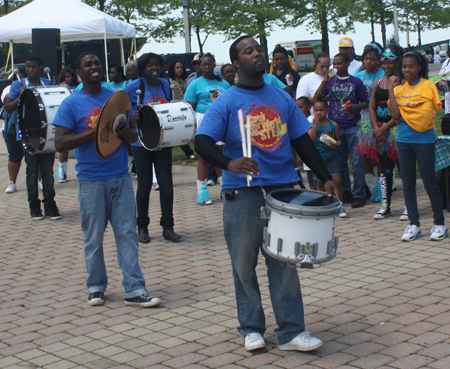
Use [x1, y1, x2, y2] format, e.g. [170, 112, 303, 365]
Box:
[137, 105, 161, 150]
[18, 88, 42, 153]
[267, 189, 341, 217]
[95, 90, 130, 159]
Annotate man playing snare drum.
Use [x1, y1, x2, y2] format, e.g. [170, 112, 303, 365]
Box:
[53, 52, 161, 308]
[195, 36, 338, 352]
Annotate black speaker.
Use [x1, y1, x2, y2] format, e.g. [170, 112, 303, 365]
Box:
[32, 28, 62, 84]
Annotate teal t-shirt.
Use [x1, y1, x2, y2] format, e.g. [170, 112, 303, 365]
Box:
[184, 77, 230, 113]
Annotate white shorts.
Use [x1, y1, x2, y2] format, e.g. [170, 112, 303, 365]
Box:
[196, 111, 224, 146]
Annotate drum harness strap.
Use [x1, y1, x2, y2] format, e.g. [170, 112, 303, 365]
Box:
[139, 78, 168, 105]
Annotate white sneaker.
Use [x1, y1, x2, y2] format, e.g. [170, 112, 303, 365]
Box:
[56, 164, 67, 183]
[401, 225, 421, 242]
[152, 182, 159, 190]
[198, 199, 212, 205]
[206, 179, 216, 186]
[244, 333, 265, 351]
[430, 225, 448, 241]
[278, 331, 323, 352]
[399, 206, 408, 221]
[5, 181, 16, 193]
[39, 179, 43, 191]
[339, 206, 347, 218]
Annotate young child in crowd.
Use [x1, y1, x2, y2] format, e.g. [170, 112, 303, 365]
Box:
[308, 94, 347, 218]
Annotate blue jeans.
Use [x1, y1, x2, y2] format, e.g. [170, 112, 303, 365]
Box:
[336, 125, 366, 199]
[78, 172, 147, 298]
[223, 186, 305, 345]
[131, 146, 174, 228]
[23, 150, 56, 210]
[396, 141, 445, 227]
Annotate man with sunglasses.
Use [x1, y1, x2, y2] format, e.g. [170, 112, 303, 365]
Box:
[195, 35, 338, 353]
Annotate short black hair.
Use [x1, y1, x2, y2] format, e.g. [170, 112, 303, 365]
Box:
[314, 52, 330, 64]
[313, 93, 328, 107]
[137, 53, 164, 76]
[75, 52, 97, 70]
[362, 47, 381, 61]
[334, 52, 350, 63]
[109, 63, 126, 80]
[273, 45, 288, 58]
[296, 96, 311, 105]
[25, 54, 42, 66]
[168, 59, 187, 80]
[229, 35, 253, 62]
[221, 63, 235, 75]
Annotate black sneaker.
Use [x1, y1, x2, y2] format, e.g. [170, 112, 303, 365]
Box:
[30, 208, 44, 220]
[138, 228, 150, 243]
[87, 292, 105, 306]
[45, 205, 62, 220]
[124, 294, 161, 307]
[351, 197, 366, 208]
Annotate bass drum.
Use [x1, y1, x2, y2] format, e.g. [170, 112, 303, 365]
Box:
[137, 101, 196, 151]
[18, 86, 72, 154]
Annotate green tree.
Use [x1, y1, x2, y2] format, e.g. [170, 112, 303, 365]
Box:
[3, 0, 32, 15]
[289, 0, 356, 55]
[398, 0, 448, 45]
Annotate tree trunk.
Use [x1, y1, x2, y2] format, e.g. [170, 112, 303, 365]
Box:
[370, 11, 375, 42]
[195, 25, 203, 54]
[99, 0, 105, 12]
[319, 11, 329, 55]
[417, 14, 421, 45]
[380, 5, 386, 47]
[4, 0, 8, 15]
[260, 34, 269, 73]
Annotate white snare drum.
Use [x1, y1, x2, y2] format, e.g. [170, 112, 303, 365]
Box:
[261, 188, 341, 268]
[18, 86, 72, 154]
[137, 101, 196, 151]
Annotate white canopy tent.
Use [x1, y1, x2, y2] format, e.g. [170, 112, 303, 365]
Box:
[0, 0, 137, 79]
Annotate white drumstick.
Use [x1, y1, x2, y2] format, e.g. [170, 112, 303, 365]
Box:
[238, 109, 251, 187]
[44, 67, 51, 81]
[246, 114, 252, 185]
[136, 89, 141, 108]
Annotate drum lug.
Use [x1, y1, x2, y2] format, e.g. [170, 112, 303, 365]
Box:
[301, 241, 318, 258]
[184, 123, 194, 127]
[299, 255, 314, 269]
[40, 138, 46, 144]
[260, 206, 271, 220]
[181, 139, 190, 143]
[160, 109, 169, 114]
[164, 126, 174, 130]
[327, 236, 339, 256]
[41, 123, 47, 128]
[262, 227, 270, 248]
[277, 238, 283, 253]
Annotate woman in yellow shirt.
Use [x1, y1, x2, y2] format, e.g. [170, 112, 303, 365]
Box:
[388, 51, 446, 242]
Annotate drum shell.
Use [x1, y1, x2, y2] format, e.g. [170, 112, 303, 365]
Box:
[261, 189, 341, 266]
[18, 86, 71, 154]
[137, 101, 197, 151]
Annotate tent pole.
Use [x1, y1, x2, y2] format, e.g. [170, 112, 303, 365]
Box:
[120, 36, 125, 66]
[134, 38, 137, 59]
[10, 41, 14, 70]
[104, 33, 109, 82]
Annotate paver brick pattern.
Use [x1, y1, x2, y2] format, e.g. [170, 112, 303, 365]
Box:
[1, 156, 450, 368]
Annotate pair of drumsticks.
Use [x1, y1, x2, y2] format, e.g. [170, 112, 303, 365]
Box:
[238, 109, 252, 187]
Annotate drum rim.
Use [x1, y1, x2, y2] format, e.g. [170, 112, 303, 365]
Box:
[266, 188, 341, 217]
[137, 104, 163, 151]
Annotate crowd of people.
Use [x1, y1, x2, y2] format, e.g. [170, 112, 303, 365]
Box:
[1, 33, 449, 352]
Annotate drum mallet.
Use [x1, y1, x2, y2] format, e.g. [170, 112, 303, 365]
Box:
[238, 109, 252, 187]
[44, 67, 51, 82]
[136, 89, 141, 108]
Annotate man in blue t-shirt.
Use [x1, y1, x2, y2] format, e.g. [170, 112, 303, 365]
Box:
[195, 35, 337, 353]
[4, 54, 60, 220]
[53, 52, 161, 308]
[315, 52, 369, 208]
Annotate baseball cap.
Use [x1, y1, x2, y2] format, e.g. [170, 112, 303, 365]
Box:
[192, 53, 202, 63]
[339, 37, 354, 48]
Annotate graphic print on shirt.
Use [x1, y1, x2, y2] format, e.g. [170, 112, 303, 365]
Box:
[144, 96, 168, 105]
[242, 102, 287, 154]
[210, 90, 221, 100]
[331, 83, 355, 121]
[84, 105, 103, 131]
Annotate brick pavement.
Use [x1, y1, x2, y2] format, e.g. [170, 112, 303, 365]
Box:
[0, 154, 450, 369]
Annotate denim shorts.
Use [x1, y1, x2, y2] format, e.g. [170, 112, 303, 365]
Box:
[313, 155, 340, 182]
[2, 131, 24, 164]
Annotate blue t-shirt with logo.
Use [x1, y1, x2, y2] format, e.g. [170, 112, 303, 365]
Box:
[184, 76, 230, 113]
[53, 88, 129, 181]
[196, 84, 311, 189]
[123, 77, 172, 147]
[354, 68, 385, 101]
